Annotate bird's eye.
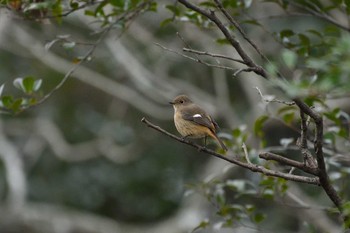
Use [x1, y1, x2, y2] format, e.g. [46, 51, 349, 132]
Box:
[180, 100, 184, 103]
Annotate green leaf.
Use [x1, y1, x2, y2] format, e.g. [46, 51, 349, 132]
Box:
[148, 2, 157, 12]
[110, 0, 124, 7]
[13, 76, 41, 94]
[245, 204, 255, 213]
[342, 201, 350, 228]
[281, 49, 297, 68]
[254, 115, 268, 137]
[262, 188, 274, 199]
[324, 108, 341, 125]
[1, 96, 13, 108]
[160, 18, 173, 27]
[298, 33, 310, 47]
[215, 185, 226, 205]
[84, 10, 95, 16]
[232, 128, 241, 138]
[216, 38, 230, 45]
[307, 29, 322, 38]
[12, 98, 23, 112]
[166, 5, 180, 16]
[29, 97, 37, 105]
[277, 106, 296, 115]
[94, 1, 108, 15]
[260, 177, 275, 187]
[70, 1, 79, 10]
[253, 213, 266, 223]
[279, 29, 294, 38]
[277, 178, 288, 194]
[241, 19, 261, 26]
[22, 76, 35, 93]
[192, 219, 210, 232]
[52, 0, 63, 23]
[33, 79, 43, 92]
[199, 1, 216, 8]
[282, 112, 295, 124]
[345, 0, 350, 13]
[265, 62, 278, 76]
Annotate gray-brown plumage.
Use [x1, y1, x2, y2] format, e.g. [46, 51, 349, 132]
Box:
[169, 95, 227, 151]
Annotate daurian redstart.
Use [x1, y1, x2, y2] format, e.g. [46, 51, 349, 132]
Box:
[170, 95, 227, 151]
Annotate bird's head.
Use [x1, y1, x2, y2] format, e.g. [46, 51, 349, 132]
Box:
[169, 95, 192, 110]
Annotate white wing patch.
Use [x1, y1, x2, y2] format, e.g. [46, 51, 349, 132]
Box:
[193, 114, 202, 118]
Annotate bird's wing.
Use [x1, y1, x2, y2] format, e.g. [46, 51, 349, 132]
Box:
[211, 118, 220, 131]
[181, 105, 215, 131]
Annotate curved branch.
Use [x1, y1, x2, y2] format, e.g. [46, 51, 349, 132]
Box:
[213, 0, 269, 62]
[182, 47, 246, 64]
[259, 152, 318, 176]
[141, 117, 320, 185]
[287, 1, 350, 33]
[294, 98, 344, 217]
[177, 0, 267, 78]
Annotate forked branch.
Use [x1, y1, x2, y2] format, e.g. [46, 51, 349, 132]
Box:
[141, 117, 319, 185]
[177, 0, 267, 78]
[293, 99, 344, 215]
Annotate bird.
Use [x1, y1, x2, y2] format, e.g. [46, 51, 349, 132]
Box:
[169, 95, 227, 151]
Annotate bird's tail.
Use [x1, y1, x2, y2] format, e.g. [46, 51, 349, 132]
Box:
[211, 132, 228, 151]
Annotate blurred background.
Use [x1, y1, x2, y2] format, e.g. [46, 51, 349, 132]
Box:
[0, 0, 349, 232]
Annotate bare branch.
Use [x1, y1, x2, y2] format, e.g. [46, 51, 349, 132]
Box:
[242, 142, 251, 164]
[11, 25, 172, 120]
[294, 98, 344, 214]
[213, 0, 269, 62]
[255, 87, 295, 106]
[141, 117, 320, 185]
[177, 0, 267, 78]
[182, 48, 246, 64]
[233, 68, 256, 77]
[298, 110, 317, 168]
[287, 1, 350, 33]
[19, 22, 112, 112]
[155, 42, 238, 71]
[259, 152, 318, 176]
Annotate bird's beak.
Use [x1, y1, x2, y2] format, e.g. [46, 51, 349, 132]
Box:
[169, 101, 174, 105]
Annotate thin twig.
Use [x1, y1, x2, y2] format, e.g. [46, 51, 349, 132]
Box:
[177, 32, 223, 67]
[255, 87, 295, 106]
[289, 167, 296, 174]
[182, 48, 246, 64]
[20, 26, 110, 112]
[294, 98, 344, 214]
[177, 0, 267, 78]
[232, 67, 258, 76]
[259, 152, 318, 175]
[213, 0, 269, 62]
[242, 142, 251, 164]
[18, 1, 152, 113]
[141, 117, 320, 185]
[299, 110, 317, 168]
[287, 1, 350, 33]
[155, 43, 237, 71]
